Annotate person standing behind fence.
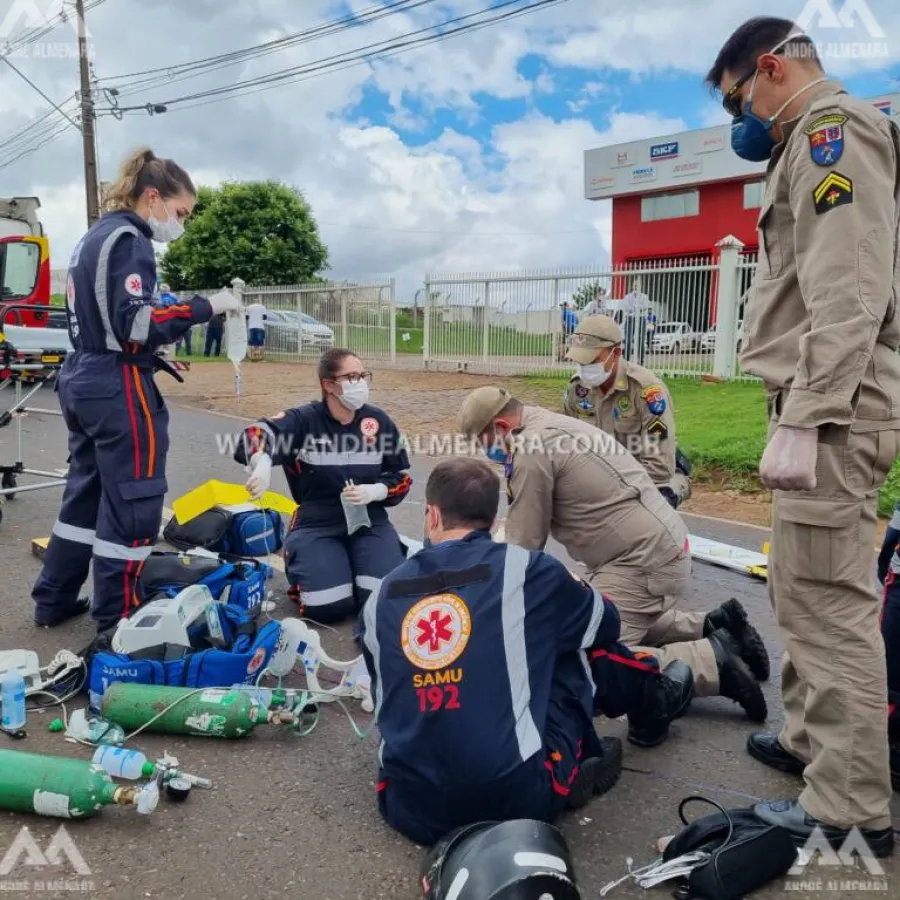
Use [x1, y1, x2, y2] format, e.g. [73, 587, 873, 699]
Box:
[31, 147, 239, 634]
[246, 301, 268, 360]
[205, 312, 225, 357]
[706, 17, 900, 856]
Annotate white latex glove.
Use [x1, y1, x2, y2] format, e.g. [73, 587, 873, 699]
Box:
[208, 289, 240, 316]
[492, 518, 507, 543]
[759, 425, 818, 491]
[342, 481, 388, 506]
[245, 452, 273, 500]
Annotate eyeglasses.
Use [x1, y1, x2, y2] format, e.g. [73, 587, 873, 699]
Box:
[721, 39, 796, 117]
[334, 371, 372, 385]
[722, 70, 756, 117]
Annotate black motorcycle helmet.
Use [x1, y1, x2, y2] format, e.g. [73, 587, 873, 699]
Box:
[420, 819, 581, 900]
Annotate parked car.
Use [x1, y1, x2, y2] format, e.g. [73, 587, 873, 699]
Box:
[650, 321, 696, 354]
[700, 320, 743, 353]
[265, 310, 335, 351]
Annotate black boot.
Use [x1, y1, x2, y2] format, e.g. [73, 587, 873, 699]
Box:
[754, 799, 894, 858]
[708, 628, 767, 722]
[627, 661, 695, 748]
[704, 598, 770, 681]
[747, 732, 805, 775]
[567, 736, 623, 809]
[34, 597, 91, 628]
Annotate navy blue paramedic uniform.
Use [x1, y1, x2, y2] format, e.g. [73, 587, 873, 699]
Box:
[878, 503, 900, 737]
[358, 531, 661, 846]
[235, 401, 412, 624]
[32, 210, 212, 632]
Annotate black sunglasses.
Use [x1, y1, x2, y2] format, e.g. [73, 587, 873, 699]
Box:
[720, 40, 797, 117]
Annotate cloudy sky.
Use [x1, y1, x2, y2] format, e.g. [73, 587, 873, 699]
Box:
[0, 0, 898, 298]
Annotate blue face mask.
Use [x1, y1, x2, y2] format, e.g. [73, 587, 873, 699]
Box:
[486, 445, 508, 464]
[730, 101, 778, 162]
[730, 63, 829, 163]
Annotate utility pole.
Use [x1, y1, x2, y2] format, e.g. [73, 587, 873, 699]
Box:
[75, 0, 100, 226]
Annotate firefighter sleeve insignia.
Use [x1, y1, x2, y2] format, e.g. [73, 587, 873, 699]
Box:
[124, 274, 143, 297]
[804, 114, 846, 167]
[646, 417, 669, 439]
[813, 172, 853, 215]
[641, 385, 667, 416]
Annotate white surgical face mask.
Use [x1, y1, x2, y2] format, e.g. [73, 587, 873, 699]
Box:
[339, 380, 369, 410]
[149, 199, 185, 244]
[578, 360, 614, 388]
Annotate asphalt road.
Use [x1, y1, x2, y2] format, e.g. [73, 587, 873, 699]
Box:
[0, 390, 897, 900]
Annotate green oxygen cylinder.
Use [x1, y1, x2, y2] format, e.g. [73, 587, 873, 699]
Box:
[0, 750, 158, 819]
[100, 684, 294, 739]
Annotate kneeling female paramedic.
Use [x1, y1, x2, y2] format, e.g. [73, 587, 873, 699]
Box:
[32, 147, 240, 633]
[234, 348, 412, 624]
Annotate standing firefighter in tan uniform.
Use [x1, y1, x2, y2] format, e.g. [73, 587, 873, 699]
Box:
[457, 386, 770, 731]
[707, 17, 900, 857]
[563, 315, 692, 508]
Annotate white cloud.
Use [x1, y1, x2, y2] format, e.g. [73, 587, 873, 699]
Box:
[0, 0, 896, 302]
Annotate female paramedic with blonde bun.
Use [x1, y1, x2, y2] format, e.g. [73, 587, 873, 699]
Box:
[32, 147, 240, 634]
[234, 348, 412, 625]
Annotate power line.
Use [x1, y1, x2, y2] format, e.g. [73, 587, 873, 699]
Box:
[99, 0, 438, 98]
[0, 56, 81, 131]
[0, 119, 73, 173]
[0, 0, 108, 58]
[98, 0, 570, 114]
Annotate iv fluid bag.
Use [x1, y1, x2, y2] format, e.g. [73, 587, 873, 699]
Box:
[225, 308, 247, 368]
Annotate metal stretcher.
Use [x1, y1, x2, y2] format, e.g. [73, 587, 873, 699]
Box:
[0, 303, 70, 523]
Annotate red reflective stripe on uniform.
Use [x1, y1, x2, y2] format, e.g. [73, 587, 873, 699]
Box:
[375, 779, 388, 793]
[543, 760, 571, 796]
[131, 367, 157, 478]
[590, 648, 658, 673]
[123, 559, 133, 616]
[890, 702, 897, 717]
[122, 365, 141, 479]
[387, 473, 412, 498]
[150, 304, 194, 323]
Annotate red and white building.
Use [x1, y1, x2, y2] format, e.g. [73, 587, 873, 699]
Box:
[584, 92, 899, 265]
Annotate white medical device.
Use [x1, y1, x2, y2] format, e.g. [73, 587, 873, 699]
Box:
[112, 584, 215, 655]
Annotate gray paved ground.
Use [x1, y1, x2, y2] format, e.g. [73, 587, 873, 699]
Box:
[0, 391, 897, 899]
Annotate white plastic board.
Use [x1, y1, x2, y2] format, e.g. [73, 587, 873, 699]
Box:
[688, 534, 768, 580]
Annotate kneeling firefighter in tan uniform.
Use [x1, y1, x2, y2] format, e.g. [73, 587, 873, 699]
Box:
[562, 315, 691, 508]
[457, 386, 770, 725]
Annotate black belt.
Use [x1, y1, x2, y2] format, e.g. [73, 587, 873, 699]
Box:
[117, 352, 185, 384]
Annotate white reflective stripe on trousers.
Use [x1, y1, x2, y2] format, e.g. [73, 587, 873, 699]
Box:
[52, 520, 96, 545]
[302, 583, 353, 606]
[579, 587, 606, 695]
[92, 539, 153, 562]
[501, 543, 542, 761]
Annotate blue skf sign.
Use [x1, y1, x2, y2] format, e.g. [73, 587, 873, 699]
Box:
[650, 141, 679, 160]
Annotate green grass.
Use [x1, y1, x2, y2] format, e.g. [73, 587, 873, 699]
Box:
[517, 373, 900, 517]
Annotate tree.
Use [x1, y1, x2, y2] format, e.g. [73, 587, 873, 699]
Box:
[570, 280, 607, 310]
[159, 180, 329, 289]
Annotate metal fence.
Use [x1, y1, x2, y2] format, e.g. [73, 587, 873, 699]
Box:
[421, 248, 758, 378]
[159, 241, 759, 380]
[241, 278, 396, 362]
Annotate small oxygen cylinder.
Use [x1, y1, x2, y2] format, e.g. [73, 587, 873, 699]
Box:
[100, 684, 291, 739]
[0, 749, 158, 818]
[1, 669, 27, 736]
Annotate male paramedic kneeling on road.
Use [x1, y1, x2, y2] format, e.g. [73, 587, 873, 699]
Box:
[457, 386, 771, 723]
[358, 457, 694, 846]
[563, 314, 692, 508]
[234, 349, 411, 624]
[707, 18, 900, 855]
[32, 148, 239, 634]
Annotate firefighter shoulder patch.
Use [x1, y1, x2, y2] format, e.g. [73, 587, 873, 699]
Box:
[812, 172, 853, 215]
[804, 113, 846, 167]
[641, 384, 666, 416]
